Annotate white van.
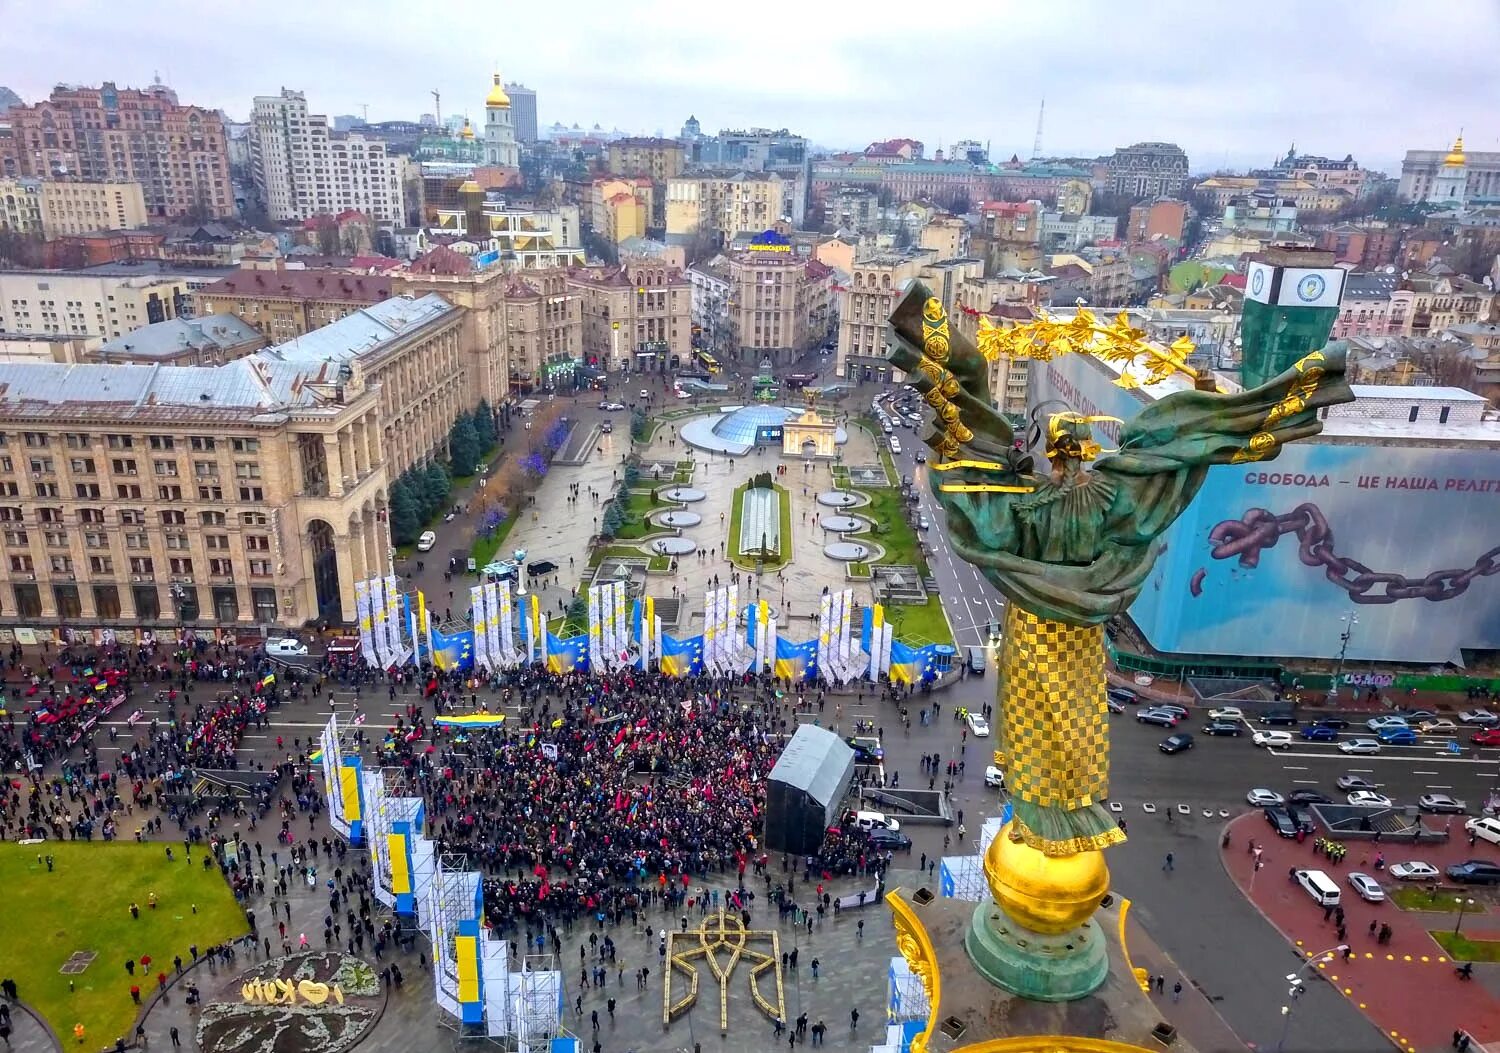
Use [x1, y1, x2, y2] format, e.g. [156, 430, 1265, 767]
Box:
[847, 810, 901, 833]
[416, 530, 437, 552]
[1466, 816, 1500, 846]
[1295, 868, 1341, 907]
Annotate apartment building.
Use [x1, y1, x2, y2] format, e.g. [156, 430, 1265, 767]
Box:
[250, 89, 405, 224]
[835, 251, 936, 381]
[192, 266, 394, 342]
[566, 260, 690, 372]
[665, 172, 784, 248]
[39, 180, 148, 237]
[4, 81, 233, 219]
[0, 294, 466, 630]
[0, 177, 42, 233]
[606, 137, 684, 183]
[0, 266, 215, 340]
[588, 177, 653, 246]
[499, 270, 584, 389]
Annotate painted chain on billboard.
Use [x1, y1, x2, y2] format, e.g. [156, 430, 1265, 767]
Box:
[1133, 442, 1500, 663]
[1031, 355, 1500, 664]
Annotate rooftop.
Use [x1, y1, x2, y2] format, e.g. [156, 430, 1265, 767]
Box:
[199, 268, 394, 302]
[94, 315, 262, 361]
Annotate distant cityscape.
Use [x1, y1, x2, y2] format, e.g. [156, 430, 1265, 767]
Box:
[0, 73, 1495, 630]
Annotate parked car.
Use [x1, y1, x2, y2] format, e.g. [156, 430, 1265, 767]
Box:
[1460, 710, 1500, 726]
[416, 530, 437, 552]
[527, 559, 559, 576]
[844, 737, 883, 764]
[1136, 708, 1179, 727]
[917, 514, 930, 531]
[1365, 716, 1409, 733]
[1154, 704, 1189, 720]
[1447, 860, 1500, 885]
[984, 766, 1005, 788]
[1347, 872, 1386, 903]
[1208, 706, 1244, 721]
[1389, 861, 1440, 881]
[1339, 738, 1382, 755]
[1347, 790, 1393, 808]
[1419, 719, 1460, 734]
[1418, 793, 1467, 814]
[846, 810, 900, 833]
[1264, 807, 1298, 838]
[1285, 805, 1317, 834]
[867, 827, 913, 851]
[1337, 774, 1380, 791]
[1246, 788, 1286, 807]
[1252, 730, 1293, 750]
[1288, 790, 1333, 805]
[1300, 724, 1339, 742]
[265, 637, 309, 658]
[1202, 721, 1243, 737]
[1377, 726, 1418, 746]
[1159, 733, 1194, 754]
[1258, 711, 1298, 726]
[965, 712, 991, 737]
[1310, 717, 1350, 730]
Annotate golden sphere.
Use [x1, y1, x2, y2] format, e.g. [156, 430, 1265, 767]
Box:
[984, 820, 1109, 934]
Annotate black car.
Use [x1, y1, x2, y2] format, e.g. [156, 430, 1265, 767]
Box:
[1202, 721, 1242, 737]
[1287, 789, 1332, 805]
[527, 559, 559, 576]
[1264, 807, 1298, 838]
[1310, 717, 1349, 730]
[1285, 805, 1317, 834]
[845, 737, 883, 764]
[1107, 687, 1138, 706]
[1159, 733, 1194, 754]
[1258, 711, 1299, 727]
[868, 828, 913, 851]
[1447, 860, 1500, 884]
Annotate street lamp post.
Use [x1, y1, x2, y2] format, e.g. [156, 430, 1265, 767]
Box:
[1455, 897, 1477, 936]
[1331, 610, 1358, 701]
[1277, 944, 1347, 1053]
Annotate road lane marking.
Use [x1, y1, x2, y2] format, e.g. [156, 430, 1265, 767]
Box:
[1349, 768, 1373, 772]
[1276, 751, 1492, 765]
[1292, 779, 1320, 784]
[1412, 771, 1439, 775]
[1427, 785, 1452, 789]
[1284, 765, 1308, 770]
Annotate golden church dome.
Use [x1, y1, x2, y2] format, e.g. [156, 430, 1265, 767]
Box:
[1444, 135, 1466, 167]
[459, 118, 475, 140]
[486, 74, 511, 109]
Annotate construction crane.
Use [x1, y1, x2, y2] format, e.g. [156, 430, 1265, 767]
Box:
[1032, 98, 1045, 160]
[359, 103, 369, 124]
[431, 90, 441, 132]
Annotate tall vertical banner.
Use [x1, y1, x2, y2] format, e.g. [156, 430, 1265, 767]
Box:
[868, 604, 885, 682]
[726, 583, 740, 670]
[471, 584, 489, 670]
[537, 594, 549, 667]
[497, 580, 515, 664]
[701, 587, 717, 675]
[881, 622, 894, 678]
[818, 591, 832, 681]
[613, 580, 628, 664]
[355, 580, 377, 666]
[838, 588, 853, 669]
[371, 577, 391, 667]
[601, 583, 616, 665]
[484, 581, 502, 667]
[384, 575, 403, 661]
[415, 590, 428, 664]
[587, 586, 602, 671]
[652, 611, 663, 673]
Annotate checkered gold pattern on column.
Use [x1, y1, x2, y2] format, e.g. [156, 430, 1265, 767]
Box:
[999, 603, 1109, 811]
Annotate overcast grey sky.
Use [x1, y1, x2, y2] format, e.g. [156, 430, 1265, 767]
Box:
[2, 0, 1497, 174]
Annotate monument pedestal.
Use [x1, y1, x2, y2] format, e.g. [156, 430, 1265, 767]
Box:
[964, 905, 1109, 1003]
[889, 887, 1196, 1053]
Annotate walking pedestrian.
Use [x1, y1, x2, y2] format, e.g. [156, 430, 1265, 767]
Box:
[1172, 980, 1182, 1003]
[1163, 852, 1173, 872]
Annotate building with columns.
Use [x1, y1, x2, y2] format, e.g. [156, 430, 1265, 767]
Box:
[566, 259, 690, 372]
[0, 293, 466, 631]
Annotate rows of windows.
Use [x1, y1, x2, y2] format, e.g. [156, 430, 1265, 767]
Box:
[7, 582, 276, 623]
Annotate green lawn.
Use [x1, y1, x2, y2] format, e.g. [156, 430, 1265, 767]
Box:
[847, 561, 872, 578]
[859, 488, 929, 575]
[881, 595, 954, 647]
[727, 482, 792, 570]
[589, 544, 670, 573]
[0, 842, 247, 1046]
[470, 512, 520, 569]
[615, 490, 662, 541]
[1431, 930, 1500, 962]
[1392, 886, 1488, 913]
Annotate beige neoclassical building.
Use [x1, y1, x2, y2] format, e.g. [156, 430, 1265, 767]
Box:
[0, 293, 468, 630]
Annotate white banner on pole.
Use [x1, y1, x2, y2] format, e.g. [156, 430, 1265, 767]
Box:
[838, 588, 853, 668]
[588, 586, 602, 671]
[497, 580, 515, 664]
[652, 615, 662, 674]
[371, 577, 392, 667]
[384, 575, 403, 660]
[817, 591, 832, 681]
[726, 583, 740, 669]
[484, 581, 501, 668]
[471, 584, 489, 670]
[613, 580, 628, 665]
[356, 580, 377, 665]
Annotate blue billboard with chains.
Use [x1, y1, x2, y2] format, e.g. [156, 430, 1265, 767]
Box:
[1130, 442, 1500, 663]
[1028, 355, 1500, 663]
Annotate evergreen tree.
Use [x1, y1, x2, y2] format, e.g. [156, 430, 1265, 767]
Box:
[474, 400, 498, 450]
[425, 461, 452, 513]
[389, 479, 421, 545]
[449, 415, 481, 477]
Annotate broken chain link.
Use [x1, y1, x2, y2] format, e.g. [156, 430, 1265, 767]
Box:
[1206, 503, 1500, 604]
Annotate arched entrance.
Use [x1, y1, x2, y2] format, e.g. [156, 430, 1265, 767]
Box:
[801, 439, 817, 456]
[308, 519, 341, 621]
